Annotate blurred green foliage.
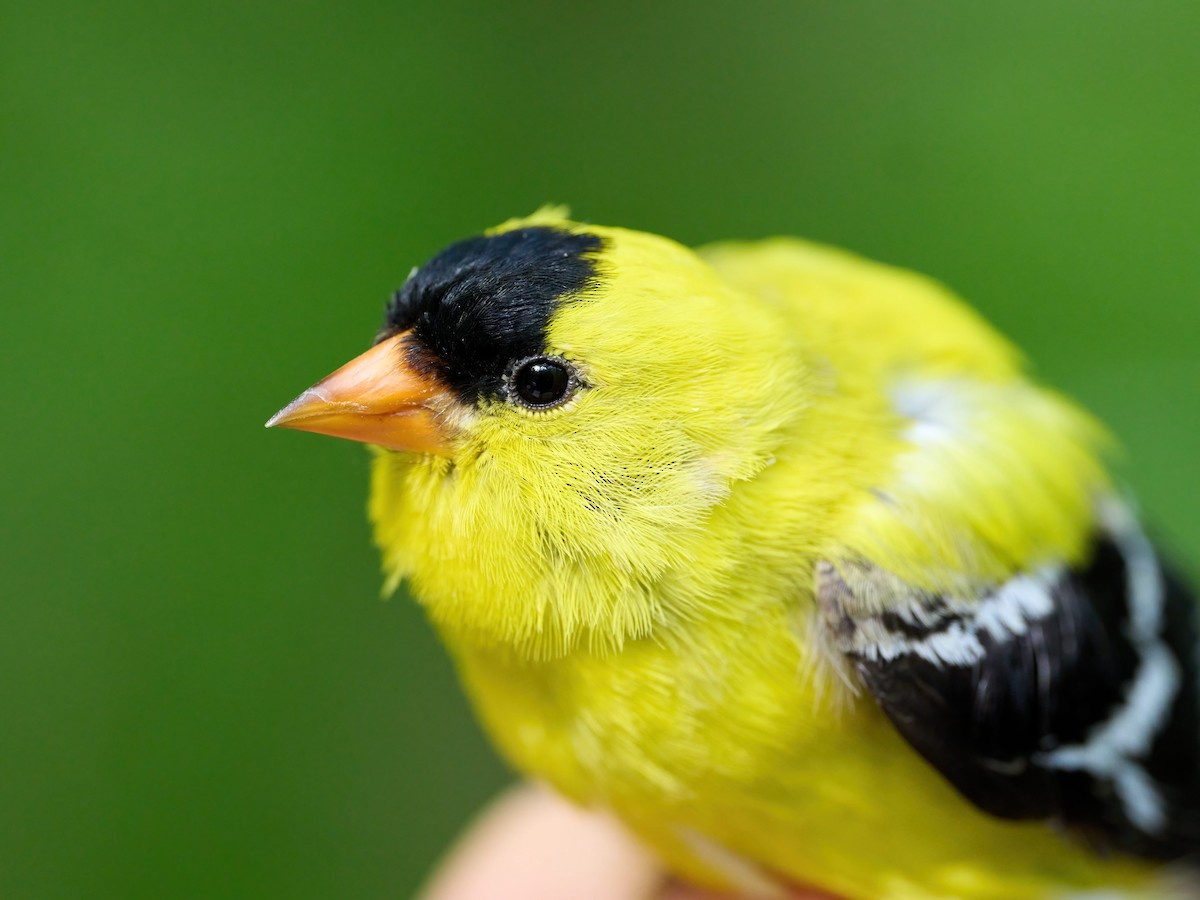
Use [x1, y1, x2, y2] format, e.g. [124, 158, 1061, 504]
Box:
[2, 1, 1198, 896]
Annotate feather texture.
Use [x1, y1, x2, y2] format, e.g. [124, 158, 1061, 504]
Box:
[359, 213, 1198, 898]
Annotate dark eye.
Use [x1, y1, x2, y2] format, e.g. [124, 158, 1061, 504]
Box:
[511, 357, 576, 409]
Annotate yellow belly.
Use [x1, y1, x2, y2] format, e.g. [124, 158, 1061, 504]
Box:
[446, 607, 1155, 900]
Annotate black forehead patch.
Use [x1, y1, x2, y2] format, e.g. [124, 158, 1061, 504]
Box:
[381, 226, 603, 400]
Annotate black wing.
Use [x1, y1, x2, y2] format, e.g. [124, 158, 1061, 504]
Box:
[817, 510, 1200, 859]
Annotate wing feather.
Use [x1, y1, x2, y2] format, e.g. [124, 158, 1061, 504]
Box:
[817, 507, 1200, 859]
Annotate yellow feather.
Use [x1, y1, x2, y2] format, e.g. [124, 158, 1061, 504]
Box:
[369, 213, 1161, 897]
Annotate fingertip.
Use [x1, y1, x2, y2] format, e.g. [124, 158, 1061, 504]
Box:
[421, 783, 664, 900]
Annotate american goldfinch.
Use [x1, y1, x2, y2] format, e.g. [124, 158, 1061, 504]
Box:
[268, 210, 1199, 899]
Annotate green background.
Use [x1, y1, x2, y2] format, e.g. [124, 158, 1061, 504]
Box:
[4, 2, 1199, 897]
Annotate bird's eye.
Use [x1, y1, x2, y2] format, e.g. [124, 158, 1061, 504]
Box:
[510, 357, 577, 409]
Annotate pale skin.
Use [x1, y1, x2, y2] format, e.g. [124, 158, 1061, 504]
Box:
[422, 784, 832, 900]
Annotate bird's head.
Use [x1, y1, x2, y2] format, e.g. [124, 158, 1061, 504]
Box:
[269, 210, 804, 658]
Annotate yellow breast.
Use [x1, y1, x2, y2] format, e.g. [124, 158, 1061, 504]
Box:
[446, 601, 1152, 899]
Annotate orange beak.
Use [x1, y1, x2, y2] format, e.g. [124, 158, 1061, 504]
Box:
[265, 331, 455, 455]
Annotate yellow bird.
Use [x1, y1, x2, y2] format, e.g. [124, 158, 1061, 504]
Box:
[269, 209, 1199, 899]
